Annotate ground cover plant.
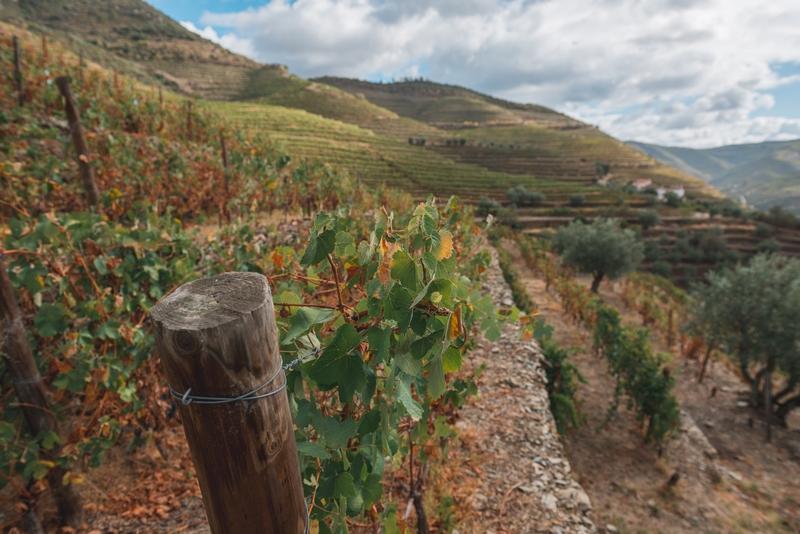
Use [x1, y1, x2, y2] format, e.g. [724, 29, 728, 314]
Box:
[0, 32, 516, 533]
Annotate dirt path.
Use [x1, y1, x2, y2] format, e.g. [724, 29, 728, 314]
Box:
[450, 247, 596, 534]
[503, 238, 800, 534]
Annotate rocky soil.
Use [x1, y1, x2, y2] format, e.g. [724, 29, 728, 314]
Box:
[451, 247, 596, 534]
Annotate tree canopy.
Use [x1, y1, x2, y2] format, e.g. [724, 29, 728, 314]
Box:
[689, 254, 800, 425]
[552, 218, 644, 292]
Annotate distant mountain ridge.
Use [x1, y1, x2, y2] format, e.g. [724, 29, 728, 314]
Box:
[629, 140, 800, 214]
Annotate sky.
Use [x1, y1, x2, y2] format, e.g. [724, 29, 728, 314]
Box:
[144, 0, 800, 149]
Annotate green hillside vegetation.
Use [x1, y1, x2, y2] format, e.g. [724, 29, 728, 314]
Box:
[213, 100, 596, 203]
[7, 0, 719, 205]
[0, 30, 516, 532]
[7, 0, 800, 287]
[317, 78, 721, 199]
[630, 139, 800, 214]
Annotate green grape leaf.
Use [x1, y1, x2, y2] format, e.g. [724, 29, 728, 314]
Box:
[442, 346, 463, 372]
[428, 279, 452, 303]
[428, 353, 446, 399]
[361, 473, 383, 505]
[410, 335, 436, 360]
[300, 229, 336, 266]
[312, 211, 333, 230]
[385, 284, 413, 330]
[421, 252, 438, 275]
[357, 232, 377, 266]
[335, 231, 355, 256]
[296, 441, 331, 460]
[334, 472, 356, 498]
[361, 364, 377, 401]
[367, 326, 391, 365]
[307, 324, 366, 402]
[436, 253, 457, 279]
[356, 410, 381, 437]
[395, 351, 422, 376]
[396, 379, 423, 420]
[282, 307, 335, 346]
[481, 317, 502, 342]
[319, 416, 357, 448]
[411, 279, 435, 308]
[0, 422, 16, 442]
[390, 250, 418, 291]
[34, 303, 69, 338]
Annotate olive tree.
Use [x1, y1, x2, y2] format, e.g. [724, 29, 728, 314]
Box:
[552, 218, 644, 293]
[689, 254, 800, 427]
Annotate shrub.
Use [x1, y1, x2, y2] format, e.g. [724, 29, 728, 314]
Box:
[552, 218, 644, 293]
[645, 195, 659, 207]
[638, 210, 661, 230]
[666, 247, 683, 262]
[755, 222, 772, 238]
[644, 240, 661, 261]
[757, 238, 781, 254]
[675, 237, 690, 255]
[541, 340, 586, 435]
[651, 260, 672, 279]
[569, 193, 586, 206]
[724, 248, 742, 264]
[477, 196, 502, 216]
[722, 203, 744, 218]
[593, 306, 680, 444]
[664, 191, 682, 207]
[687, 247, 704, 263]
[506, 185, 545, 207]
[496, 207, 523, 230]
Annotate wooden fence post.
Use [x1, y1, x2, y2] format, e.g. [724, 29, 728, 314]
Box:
[0, 257, 83, 527]
[765, 368, 772, 443]
[187, 100, 193, 141]
[55, 77, 100, 206]
[219, 134, 232, 224]
[13, 36, 24, 107]
[150, 272, 307, 534]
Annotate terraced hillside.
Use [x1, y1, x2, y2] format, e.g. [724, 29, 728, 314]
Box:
[316, 78, 721, 199]
[313, 76, 581, 129]
[213, 101, 613, 204]
[2, 0, 273, 99]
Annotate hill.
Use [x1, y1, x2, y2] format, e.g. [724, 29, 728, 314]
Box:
[5, 0, 718, 201]
[10, 0, 800, 286]
[316, 77, 720, 199]
[629, 139, 800, 214]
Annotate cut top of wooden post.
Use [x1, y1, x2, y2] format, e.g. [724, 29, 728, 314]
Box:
[150, 272, 280, 398]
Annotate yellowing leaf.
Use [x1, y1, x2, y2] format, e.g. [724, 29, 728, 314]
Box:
[379, 240, 399, 285]
[447, 304, 463, 340]
[433, 230, 454, 261]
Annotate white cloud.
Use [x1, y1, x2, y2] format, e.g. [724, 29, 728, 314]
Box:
[179, 21, 256, 60]
[195, 0, 800, 147]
